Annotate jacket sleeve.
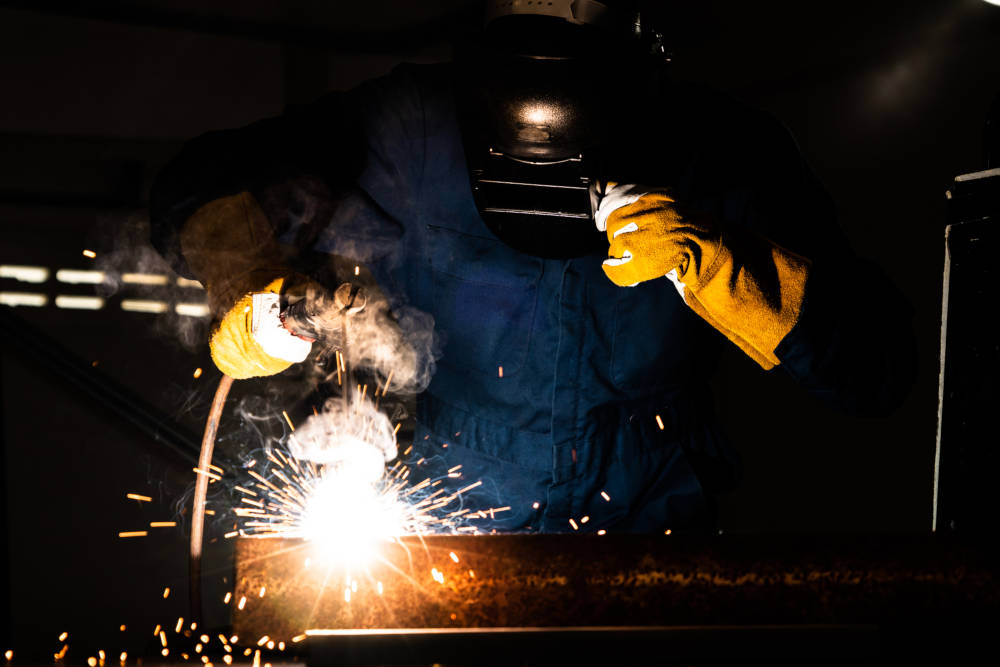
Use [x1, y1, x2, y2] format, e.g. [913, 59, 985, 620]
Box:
[149, 94, 359, 278]
[774, 255, 917, 417]
[744, 116, 917, 417]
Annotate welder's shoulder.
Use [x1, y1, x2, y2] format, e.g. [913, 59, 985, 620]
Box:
[351, 62, 453, 112]
[672, 81, 807, 185]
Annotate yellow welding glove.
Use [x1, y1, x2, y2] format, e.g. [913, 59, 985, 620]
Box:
[594, 183, 810, 370]
[179, 192, 314, 379]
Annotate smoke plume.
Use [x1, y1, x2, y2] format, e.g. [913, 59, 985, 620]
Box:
[289, 395, 396, 484]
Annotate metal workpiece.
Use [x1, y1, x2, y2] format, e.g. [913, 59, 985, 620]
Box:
[231, 533, 998, 642]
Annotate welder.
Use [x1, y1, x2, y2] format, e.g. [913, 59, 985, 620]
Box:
[150, 1, 916, 533]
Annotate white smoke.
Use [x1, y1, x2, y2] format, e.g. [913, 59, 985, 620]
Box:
[339, 301, 438, 395]
[297, 280, 439, 396]
[289, 395, 397, 483]
[93, 212, 209, 351]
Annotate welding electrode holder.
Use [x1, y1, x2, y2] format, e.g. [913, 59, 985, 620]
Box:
[279, 282, 367, 342]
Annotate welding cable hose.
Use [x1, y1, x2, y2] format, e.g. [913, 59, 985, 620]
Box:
[179, 192, 321, 379]
[594, 183, 810, 370]
[189, 373, 233, 623]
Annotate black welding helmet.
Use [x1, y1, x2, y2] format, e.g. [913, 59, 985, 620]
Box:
[457, 0, 666, 258]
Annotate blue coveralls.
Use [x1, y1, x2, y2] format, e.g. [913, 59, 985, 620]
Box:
[151, 64, 916, 533]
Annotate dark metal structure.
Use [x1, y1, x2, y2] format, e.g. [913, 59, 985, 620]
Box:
[935, 166, 1000, 533]
[233, 533, 998, 663]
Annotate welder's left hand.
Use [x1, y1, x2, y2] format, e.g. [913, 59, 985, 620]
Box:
[593, 182, 811, 370]
[594, 183, 707, 288]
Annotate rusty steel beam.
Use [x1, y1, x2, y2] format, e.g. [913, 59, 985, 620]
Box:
[232, 533, 998, 645]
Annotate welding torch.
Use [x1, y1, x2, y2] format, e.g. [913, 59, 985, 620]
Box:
[280, 282, 368, 343]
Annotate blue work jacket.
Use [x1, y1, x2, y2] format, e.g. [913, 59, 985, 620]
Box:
[151, 64, 916, 533]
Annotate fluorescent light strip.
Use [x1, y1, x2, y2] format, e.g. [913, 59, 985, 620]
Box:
[122, 273, 169, 286]
[121, 299, 168, 313]
[176, 277, 204, 289]
[0, 265, 49, 283]
[56, 269, 106, 284]
[0, 292, 47, 307]
[176, 303, 210, 317]
[55, 295, 104, 310]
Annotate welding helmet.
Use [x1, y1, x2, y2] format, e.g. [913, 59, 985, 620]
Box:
[457, 0, 667, 258]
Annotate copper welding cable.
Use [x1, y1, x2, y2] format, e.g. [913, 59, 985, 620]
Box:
[190, 373, 234, 623]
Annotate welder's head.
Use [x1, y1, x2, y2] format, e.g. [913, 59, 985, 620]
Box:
[478, 1, 655, 159]
[459, 1, 668, 258]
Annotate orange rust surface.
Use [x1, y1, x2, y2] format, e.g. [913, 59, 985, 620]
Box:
[232, 534, 998, 641]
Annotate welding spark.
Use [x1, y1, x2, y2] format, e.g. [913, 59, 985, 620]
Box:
[230, 437, 506, 568]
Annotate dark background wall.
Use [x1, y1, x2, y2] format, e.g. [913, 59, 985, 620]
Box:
[2, 0, 999, 656]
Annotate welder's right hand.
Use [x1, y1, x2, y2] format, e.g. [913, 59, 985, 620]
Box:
[208, 274, 315, 379]
[179, 192, 315, 379]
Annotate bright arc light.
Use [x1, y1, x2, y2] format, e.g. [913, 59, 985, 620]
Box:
[55, 295, 103, 310]
[0, 265, 49, 283]
[298, 472, 404, 566]
[122, 273, 169, 286]
[55, 269, 105, 284]
[176, 302, 210, 317]
[0, 292, 47, 307]
[121, 299, 168, 313]
[521, 103, 554, 125]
